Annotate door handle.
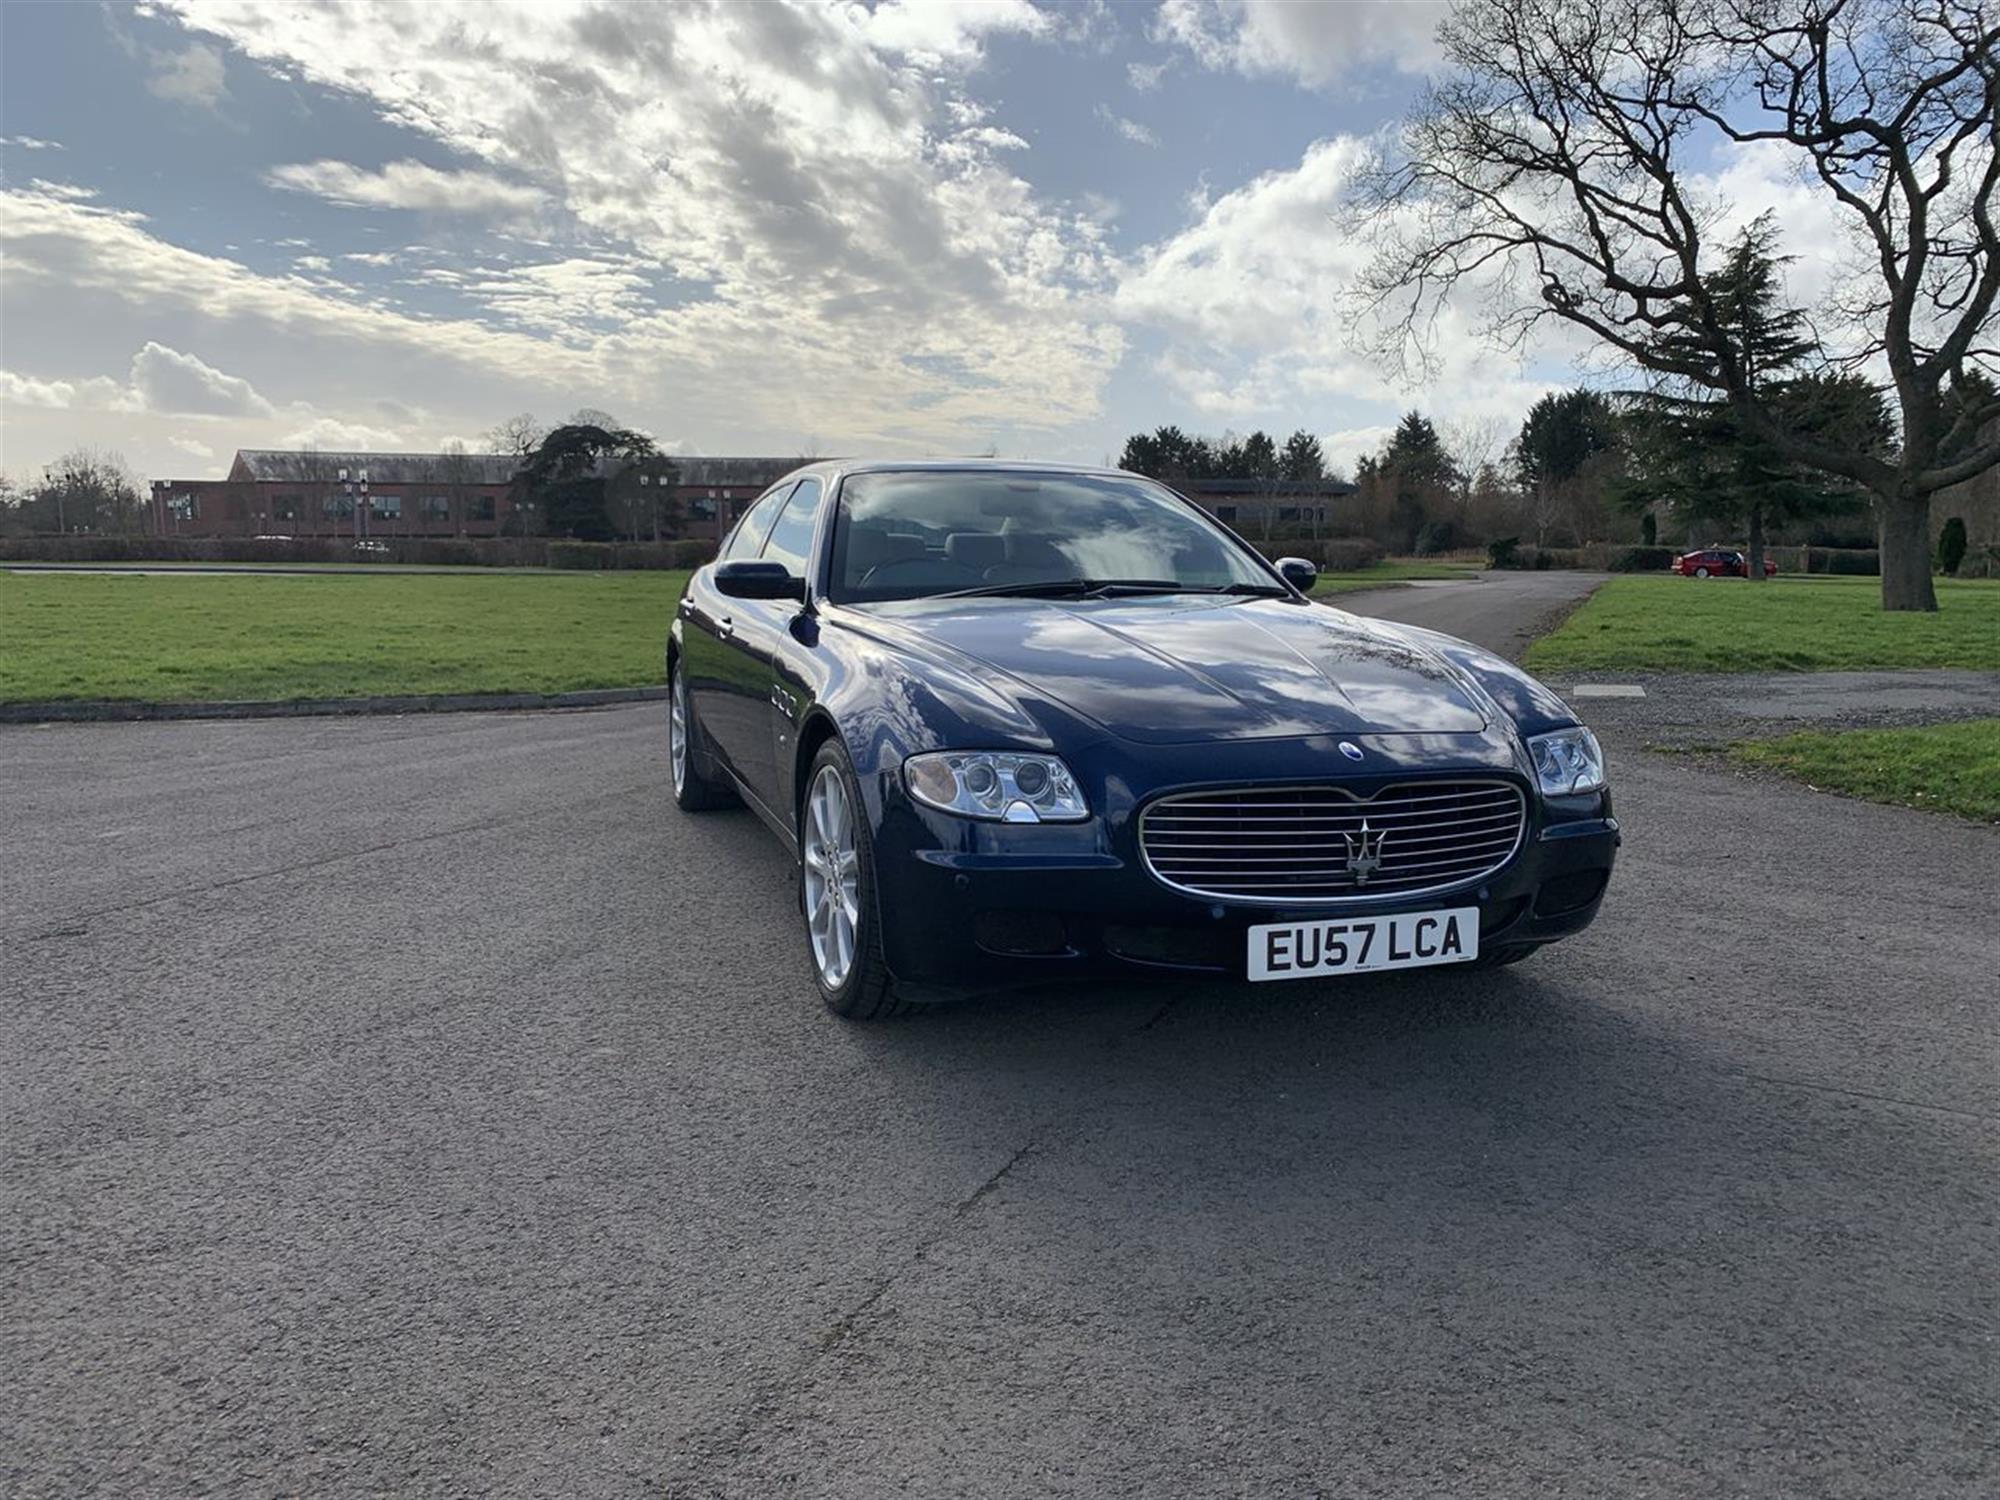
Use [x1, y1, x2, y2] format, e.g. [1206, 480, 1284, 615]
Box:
[716, 616, 734, 641]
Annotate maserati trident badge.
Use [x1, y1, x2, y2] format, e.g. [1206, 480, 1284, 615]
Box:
[1338, 740, 1364, 762]
[1343, 820, 1386, 885]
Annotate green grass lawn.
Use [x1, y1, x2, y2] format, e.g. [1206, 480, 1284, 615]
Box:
[1524, 575, 2000, 673]
[1313, 558, 1483, 595]
[0, 571, 689, 702]
[1731, 719, 2000, 822]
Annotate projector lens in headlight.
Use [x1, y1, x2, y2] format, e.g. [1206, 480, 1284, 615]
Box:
[903, 751, 1087, 822]
[1528, 726, 1607, 796]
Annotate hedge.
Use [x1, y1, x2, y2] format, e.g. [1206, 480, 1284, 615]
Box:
[0, 534, 716, 570]
[1252, 537, 1385, 570]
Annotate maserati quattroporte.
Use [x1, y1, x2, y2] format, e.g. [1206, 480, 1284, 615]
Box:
[668, 461, 1618, 1018]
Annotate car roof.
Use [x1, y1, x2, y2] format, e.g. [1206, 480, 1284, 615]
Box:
[776, 457, 1139, 486]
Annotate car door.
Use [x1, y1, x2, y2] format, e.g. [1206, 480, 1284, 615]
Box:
[684, 482, 793, 788]
[727, 476, 823, 813]
[752, 477, 827, 817]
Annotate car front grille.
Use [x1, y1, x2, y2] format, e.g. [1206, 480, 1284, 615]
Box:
[1138, 779, 1527, 903]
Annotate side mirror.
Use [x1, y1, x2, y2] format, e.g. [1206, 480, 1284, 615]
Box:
[714, 559, 805, 601]
[1275, 556, 1318, 592]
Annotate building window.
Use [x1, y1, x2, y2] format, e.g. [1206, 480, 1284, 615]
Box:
[271, 493, 302, 521]
[469, 496, 496, 522]
[167, 494, 199, 520]
[371, 495, 402, 521]
[1214, 505, 1238, 523]
[1277, 506, 1301, 523]
[690, 497, 717, 521]
[323, 494, 354, 519]
[422, 495, 451, 520]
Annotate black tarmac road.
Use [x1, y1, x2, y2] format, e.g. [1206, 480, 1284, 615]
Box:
[6, 579, 1996, 1497]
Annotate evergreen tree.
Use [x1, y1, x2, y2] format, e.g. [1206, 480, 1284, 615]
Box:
[1619, 217, 1880, 576]
[1280, 430, 1325, 482]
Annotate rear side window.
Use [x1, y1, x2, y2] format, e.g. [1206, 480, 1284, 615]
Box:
[719, 482, 794, 561]
[759, 478, 823, 576]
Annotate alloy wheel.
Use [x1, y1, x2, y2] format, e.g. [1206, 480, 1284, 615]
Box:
[670, 671, 689, 795]
[803, 764, 861, 989]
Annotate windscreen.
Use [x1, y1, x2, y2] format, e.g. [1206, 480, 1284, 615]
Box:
[828, 471, 1274, 603]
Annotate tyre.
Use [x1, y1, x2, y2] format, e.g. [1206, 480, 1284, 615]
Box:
[799, 740, 906, 1019]
[1694, 566, 1710, 578]
[668, 658, 735, 812]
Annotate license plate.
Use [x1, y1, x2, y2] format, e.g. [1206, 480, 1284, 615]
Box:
[1247, 906, 1479, 982]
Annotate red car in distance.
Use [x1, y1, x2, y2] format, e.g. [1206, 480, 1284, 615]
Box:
[1674, 548, 1778, 578]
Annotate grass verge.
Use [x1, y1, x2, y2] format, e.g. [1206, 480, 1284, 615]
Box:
[1524, 575, 2000, 673]
[0, 571, 689, 702]
[1730, 719, 2000, 822]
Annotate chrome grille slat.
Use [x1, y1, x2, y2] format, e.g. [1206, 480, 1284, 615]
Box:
[1145, 791, 1520, 813]
[1144, 816, 1521, 841]
[1139, 779, 1527, 902]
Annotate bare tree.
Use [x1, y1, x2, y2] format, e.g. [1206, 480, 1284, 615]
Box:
[484, 413, 547, 457]
[1361, 0, 1999, 610]
[437, 442, 479, 536]
[27, 449, 144, 534]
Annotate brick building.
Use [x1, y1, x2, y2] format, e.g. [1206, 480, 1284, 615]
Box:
[146, 451, 1358, 545]
[1178, 476, 1359, 534]
[149, 449, 805, 543]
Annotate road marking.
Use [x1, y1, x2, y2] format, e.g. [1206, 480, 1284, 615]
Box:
[1571, 684, 1646, 698]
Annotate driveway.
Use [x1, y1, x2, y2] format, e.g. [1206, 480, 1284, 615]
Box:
[5, 602, 1995, 1496]
[1326, 569, 1608, 659]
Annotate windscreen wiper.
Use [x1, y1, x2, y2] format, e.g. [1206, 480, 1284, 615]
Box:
[935, 577, 1181, 599]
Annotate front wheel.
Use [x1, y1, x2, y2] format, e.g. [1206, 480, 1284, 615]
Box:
[668, 660, 735, 812]
[1694, 566, 1711, 578]
[800, 741, 905, 1019]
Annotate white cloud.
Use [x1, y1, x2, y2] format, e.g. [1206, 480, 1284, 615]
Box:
[1127, 58, 1171, 91]
[128, 341, 276, 418]
[4, 135, 64, 150]
[266, 159, 545, 219]
[1118, 136, 1557, 428]
[113, 0, 1123, 449]
[147, 42, 229, 109]
[417, 256, 656, 337]
[853, 0, 1050, 63]
[26, 179, 97, 202]
[1, 370, 99, 409]
[168, 435, 217, 461]
[1094, 105, 1158, 148]
[1154, 0, 1446, 86]
[282, 416, 406, 449]
[294, 254, 332, 272]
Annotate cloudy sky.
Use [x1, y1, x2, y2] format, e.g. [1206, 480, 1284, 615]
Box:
[0, 0, 1822, 482]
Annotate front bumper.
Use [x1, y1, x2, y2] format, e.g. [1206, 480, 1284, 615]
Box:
[869, 779, 1620, 994]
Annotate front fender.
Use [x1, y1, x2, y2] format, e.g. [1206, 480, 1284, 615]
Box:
[1386, 622, 1578, 738]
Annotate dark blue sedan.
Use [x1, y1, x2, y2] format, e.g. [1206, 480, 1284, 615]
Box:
[668, 460, 1618, 1018]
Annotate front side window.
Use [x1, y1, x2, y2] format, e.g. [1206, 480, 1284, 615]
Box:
[719, 482, 794, 561]
[828, 470, 1278, 603]
[758, 478, 822, 576]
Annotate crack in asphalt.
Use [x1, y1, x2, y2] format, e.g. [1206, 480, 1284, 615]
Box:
[662, 1140, 1043, 1494]
[1732, 1071, 1998, 1123]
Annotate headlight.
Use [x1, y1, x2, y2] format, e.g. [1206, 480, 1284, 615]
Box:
[903, 750, 1088, 823]
[1527, 726, 1607, 796]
